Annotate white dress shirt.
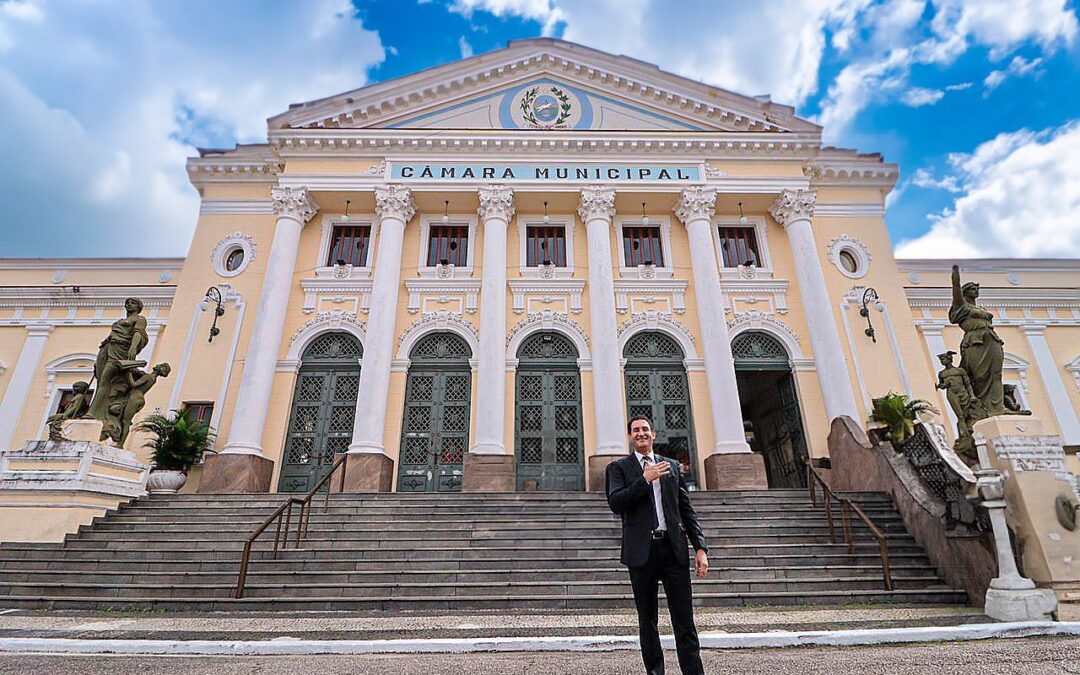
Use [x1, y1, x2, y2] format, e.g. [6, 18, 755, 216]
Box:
[635, 451, 667, 532]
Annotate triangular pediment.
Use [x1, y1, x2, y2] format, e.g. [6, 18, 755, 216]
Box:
[271, 39, 819, 135]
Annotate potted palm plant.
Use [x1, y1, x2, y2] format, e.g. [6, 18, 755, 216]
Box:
[137, 411, 216, 494]
[869, 392, 938, 446]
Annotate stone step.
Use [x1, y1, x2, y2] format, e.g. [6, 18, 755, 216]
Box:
[73, 522, 909, 539]
[133, 489, 886, 503]
[0, 563, 936, 587]
[0, 574, 947, 600]
[0, 551, 933, 573]
[0, 587, 969, 612]
[95, 509, 904, 525]
[0, 541, 927, 562]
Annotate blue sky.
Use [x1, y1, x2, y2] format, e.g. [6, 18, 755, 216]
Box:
[1, 0, 1078, 259]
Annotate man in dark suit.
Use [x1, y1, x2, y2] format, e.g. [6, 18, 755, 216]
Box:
[606, 414, 709, 675]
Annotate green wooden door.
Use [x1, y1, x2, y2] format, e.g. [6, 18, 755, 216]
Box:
[279, 333, 361, 493]
[397, 333, 472, 493]
[515, 332, 584, 491]
[623, 332, 698, 487]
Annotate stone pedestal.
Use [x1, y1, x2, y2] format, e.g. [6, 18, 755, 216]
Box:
[463, 453, 515, 492]
[588, 454, 622, 492]
[984, 587, 1058, 621]
[340, 453, 394, 493]
[197, 453, 274, 493]
[61, 419, 107, 443]
[703, 453, 768, 490]
[975, 415, 1078, 619]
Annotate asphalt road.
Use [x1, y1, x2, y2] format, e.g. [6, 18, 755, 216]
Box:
[1, 637, 1079, 675]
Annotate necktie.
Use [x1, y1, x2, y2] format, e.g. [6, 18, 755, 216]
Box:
[643, 456, 660, 530]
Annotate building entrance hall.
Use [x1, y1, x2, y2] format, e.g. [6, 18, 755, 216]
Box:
[733, 331, 810, 489]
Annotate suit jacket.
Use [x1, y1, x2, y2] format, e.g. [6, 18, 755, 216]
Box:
[605, 453, 708, 567]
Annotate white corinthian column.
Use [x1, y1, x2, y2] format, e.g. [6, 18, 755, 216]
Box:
[342, 186, 414, 493]
[579, 187, 627, 490]
[203, 187, 317, 493]
[464, 186, 516, 492]
[349, 186, 415, 457]
[770, 189, 860, 423]
[222, 187, 318, 457]
[472, 185, 514, 456]
[674, 187, 752, 456]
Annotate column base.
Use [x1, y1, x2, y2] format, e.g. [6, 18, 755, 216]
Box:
[588, 454, 624, 493]
[197, 453, 274, 493]
[703, 452, 768, 490]
[340, 452, 394, 493]
[463, 453, 515, 492]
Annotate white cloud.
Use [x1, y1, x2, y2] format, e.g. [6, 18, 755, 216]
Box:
[0, 0, 384, 256]
[983, 55, 1045, 92]
[930, 0, 1077, 58]
[945, 81, 972, 91]
[910, 167, 961, 192]
[896, 121, 1080, 258]
[818, 0, 1076, 141]
[458, 35, 474, 59]
[901, 86, 945, 107]
[450, 0, 565, 35]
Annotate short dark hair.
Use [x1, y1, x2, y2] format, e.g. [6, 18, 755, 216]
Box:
[627, 415, 653, 434]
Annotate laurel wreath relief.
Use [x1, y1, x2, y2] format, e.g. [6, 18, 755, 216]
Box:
[520, 86, 572, 128]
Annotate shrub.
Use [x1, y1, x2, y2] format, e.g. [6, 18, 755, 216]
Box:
[870, 392, 938, 445]
[135, 411, 216, 473]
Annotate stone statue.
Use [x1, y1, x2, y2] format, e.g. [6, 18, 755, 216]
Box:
[117, 363, 171, 446]
[949, 265, 1006, 416]
[87, 298, 149, 442]
[935, 351, 983, 464]
[46, 381, 93, 441]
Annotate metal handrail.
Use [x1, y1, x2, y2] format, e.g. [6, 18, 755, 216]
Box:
[235, 454, 349, 599]
[806, 463, 893, 591]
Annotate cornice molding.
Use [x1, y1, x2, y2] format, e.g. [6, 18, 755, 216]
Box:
[814, 202, 884, 218]
[199, 200, 274, 215]
[0, 285, 175, 309]
[508, 279, 586, 314]
[897, 258, 1080, 273]
[0, 258, 182, 271]
[270, 130, 820, 160]
[272, 40, 816, 134]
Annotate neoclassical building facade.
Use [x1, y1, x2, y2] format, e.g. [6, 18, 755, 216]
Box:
[1, 39, 1078, 496]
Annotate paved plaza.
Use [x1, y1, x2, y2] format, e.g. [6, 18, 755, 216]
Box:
[1, 637, 1078, 675]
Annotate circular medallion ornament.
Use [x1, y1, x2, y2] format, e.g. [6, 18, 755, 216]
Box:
[520, 85, 573, 128]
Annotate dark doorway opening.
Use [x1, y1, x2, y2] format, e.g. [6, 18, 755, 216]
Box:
[732, 331, 809, 489]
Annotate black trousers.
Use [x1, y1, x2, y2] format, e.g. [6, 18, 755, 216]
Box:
[627, 537, 704, 675]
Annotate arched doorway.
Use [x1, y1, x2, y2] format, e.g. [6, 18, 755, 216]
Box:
[515, 332, 585, 491]
[397, 332, 472, 493]
[279, 332, 362, 493]
[732, 331, 809, 488]
[623, 331, 698, 486]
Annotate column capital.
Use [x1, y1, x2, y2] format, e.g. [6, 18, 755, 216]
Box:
[674, 186, 718, 225]
[1021, 323, 1048, 336]
[769, 188, 817, 226]
[477, 185, 515, 223]
[24, 324, 55, 337]
[374, 185, 416, 222]
[270, 186, 318, 223]
[577, 185, 615, 222]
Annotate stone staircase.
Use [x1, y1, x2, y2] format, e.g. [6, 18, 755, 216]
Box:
[0, 490, 968, 612]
